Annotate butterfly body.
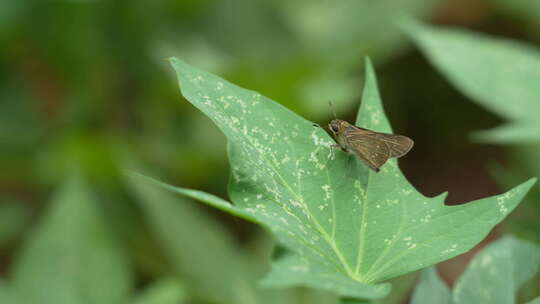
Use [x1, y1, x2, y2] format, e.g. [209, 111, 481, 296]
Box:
[328, 119, 413, 172]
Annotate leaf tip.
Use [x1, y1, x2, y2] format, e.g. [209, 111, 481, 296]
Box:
[168, 57, 190, 73]
[168, 57, 179, 65]
[363, 57, 375, 81]
[524, 177, 538, 189]
[513, 177, 538, 195]
[364, 56, 373, 69]
[122, 170, 148, 182]
[397, 15, 423, 33]
[356, 56, 392, 132]
[437, 191, 449, 201]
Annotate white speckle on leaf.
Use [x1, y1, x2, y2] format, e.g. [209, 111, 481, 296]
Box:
[481, 255, 492, 266]
[290, 199, 303, 208]
[311, 132, 321, 146]
[290, 265, 308, 272]
[235, 98, 246, 108]
[420, 213, 432, 223]
[441, 244, 459, 255]
[497, 196, 509, 214]
[299, 224, 308, 235]
[321, 184, 331, 201]
[401, 189, 412, 195]
[370, 111, 381, 125]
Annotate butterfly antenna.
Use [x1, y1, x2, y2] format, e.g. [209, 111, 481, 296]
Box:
[328, 100, 337, 119]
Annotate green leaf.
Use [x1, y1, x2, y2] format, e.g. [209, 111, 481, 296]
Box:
[410, 268, 451, 304]
[132, 278, 187, 304]
[165, 57, 535, 299]
[526, 297, 540, 304]
[10, 172, 133, 304]
[260, 249, 389, 299]
[127, 172, 258, 224]
[0, 281, 19, 304]
[240, 233, 340, 304]
[411, 236, 540, 304]
[375, 272, 419, 304]
[471, 122, 540, 144]
[453, 236, 540, 304]
[403, 19, 540, 143]
[126, 172, 263, 304]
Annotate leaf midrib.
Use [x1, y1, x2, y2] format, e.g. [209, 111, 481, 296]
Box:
[353, 169, 372, 280]
[253, 141, 354, 277]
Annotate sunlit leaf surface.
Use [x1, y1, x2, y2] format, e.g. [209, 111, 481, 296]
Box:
[148, 57, 536, 299]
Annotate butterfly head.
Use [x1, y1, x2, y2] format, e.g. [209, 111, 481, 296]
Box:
[328, 119, 350, 135]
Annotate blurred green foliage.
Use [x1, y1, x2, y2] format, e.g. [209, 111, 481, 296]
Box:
[3, 0, 540, 303]
[411, 237, 540, 304]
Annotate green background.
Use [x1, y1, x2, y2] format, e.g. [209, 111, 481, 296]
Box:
[2, 0, 540, 303]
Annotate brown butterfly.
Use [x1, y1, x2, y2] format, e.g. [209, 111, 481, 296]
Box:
[328, 119, 414, 172]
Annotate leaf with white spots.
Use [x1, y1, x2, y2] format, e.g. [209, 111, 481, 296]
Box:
[158, 57, 535, 300]
[403, 19, 540, 143]
[411, 236, 540, 304]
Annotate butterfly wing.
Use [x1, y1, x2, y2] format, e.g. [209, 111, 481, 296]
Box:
[373, 133, 414, 158]
[345, 132, 390, 172]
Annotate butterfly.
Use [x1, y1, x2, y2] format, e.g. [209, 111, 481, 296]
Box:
[328, 119, 414, 172]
